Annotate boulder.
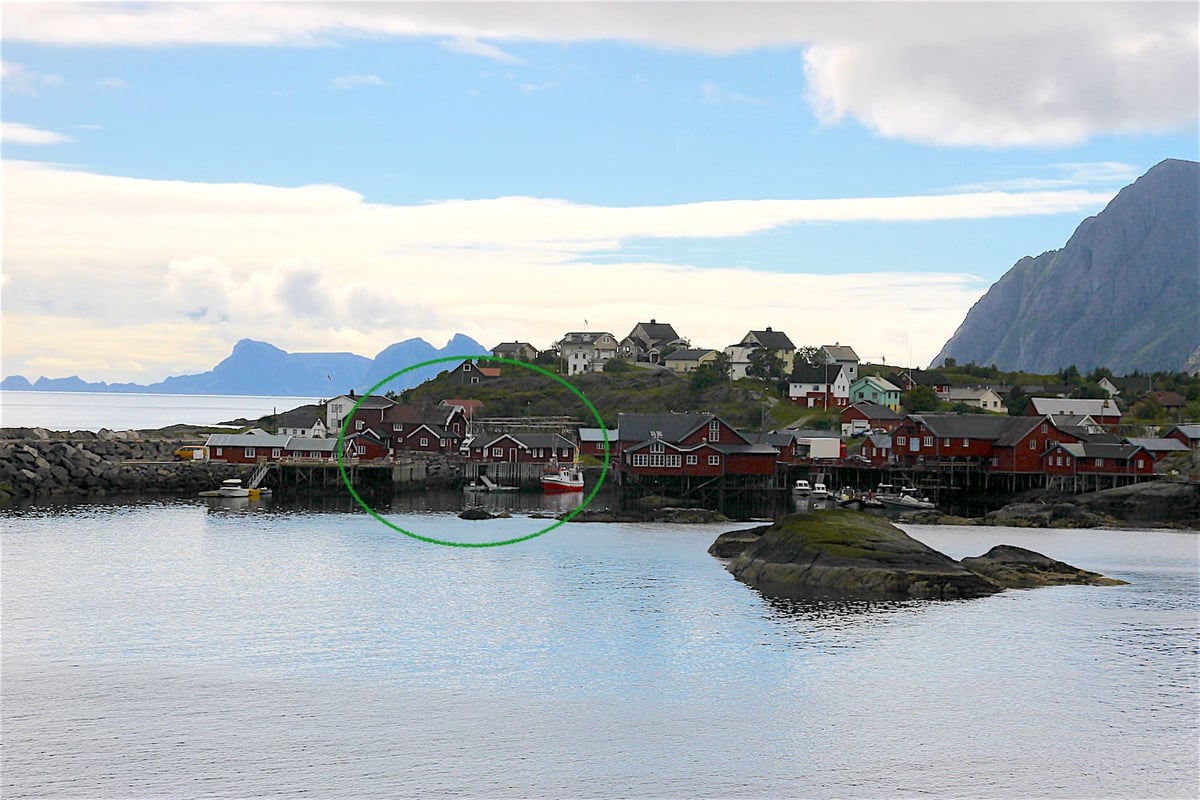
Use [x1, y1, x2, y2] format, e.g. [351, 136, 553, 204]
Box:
[725, 511, 1002, 601]
[960, 545, 1128, 588]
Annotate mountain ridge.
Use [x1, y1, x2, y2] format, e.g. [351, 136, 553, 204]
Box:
[1, 335, 489, 396]
[932, 158, 1199, 374]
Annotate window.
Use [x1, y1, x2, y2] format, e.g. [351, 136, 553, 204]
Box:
[1065, 457, 1072, 465]
[667, 454, 681, 467]
[215, 447, 223, 456]
[686, 455, 698, 465]
[708, 420, 720, 441]
[651, 442, 664, 453]
[245, 448, 255, 458]
[272, 449, 281, 458]
[356, 420, 364, 431]
[1136, 458, 1144, 469]
[1041, 423, 1048, 434]
[633, 453, 649, 466]
[650, 453, 664, 467]
[963, 438, 970, 447]
[943, 438, 950, 447]
[708, 455, 721, 465]
[1030, 440, 1038, 450]
[897, 436, 907, 445]
[419, 438, 428, 447]
[923, 436, 932, 447]
[492, 447, 503, 458]
[1095, 457, 1104, 467]
[393, 423, 402, 431]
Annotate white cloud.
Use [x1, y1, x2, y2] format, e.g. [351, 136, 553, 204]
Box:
[440, 36, 525, 64]
[947, 162, 1143, 193]
[1, 123, 73, 145]
[330, 73, 384, 90]
[1, 60, 63, 95]
[96, 77, 129, 89]
[1, 3, 1194, 147]
[1, 159, 1121, 382]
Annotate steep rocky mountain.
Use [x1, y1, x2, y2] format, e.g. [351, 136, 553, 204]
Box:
[933, 158, 1199, 374]
[1, 335, 488, 396]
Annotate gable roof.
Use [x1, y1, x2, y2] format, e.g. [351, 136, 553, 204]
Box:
[333, 394, 394, 410]
[617, 412, 749, 446]
[853, 375, 902, 393]
[205, 432, 292, 448]
[275, 404, 326, 427]
[491, 341, 536, 355]
[791, 364, 843, 384]
[744, 328, 795, 351]
[821, 344, 859, 362]
[1124, 437, 1189, 453]
[1166, 424, 1200, 440]
[1048, 442, 1148, 460]
[664, 348, 717, 362]
[1030, 397, 1122, 418]
[559, 331, 617, 345]
[846, 401, 903, 420]
[905, 413, 1023, 442]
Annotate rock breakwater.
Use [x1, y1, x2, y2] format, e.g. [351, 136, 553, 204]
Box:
[0, 428, 245, 504]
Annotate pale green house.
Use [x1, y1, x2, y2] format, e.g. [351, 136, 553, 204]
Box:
[849, 375, 902, 410]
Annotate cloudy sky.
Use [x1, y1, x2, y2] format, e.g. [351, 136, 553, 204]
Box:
[2, 1, 1197, 385]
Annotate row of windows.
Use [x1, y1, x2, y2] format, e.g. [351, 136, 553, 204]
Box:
[631, 453, 721, 467]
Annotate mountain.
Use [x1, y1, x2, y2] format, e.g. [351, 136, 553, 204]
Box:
[932, 158, 1199, 375]
[2, 335, 489, 396]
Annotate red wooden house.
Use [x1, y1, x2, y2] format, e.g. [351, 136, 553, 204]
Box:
[204, 432, 292, 464]
[860, 432, 893, 466]
[1028, 398, 1122, 432]
[344, 430, 390, 460]
[841, 401, 903, 436]
[1042, 442, 1155, 477]
[617, 413, 777, 478]
[579, 427, 619, 460]
[383, 404, 469, 454]
[1165, 424, 1200, 450]
[467, 432, 576, 464]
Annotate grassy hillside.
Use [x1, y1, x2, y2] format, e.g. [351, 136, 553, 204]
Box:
[396, 365, 799, 431]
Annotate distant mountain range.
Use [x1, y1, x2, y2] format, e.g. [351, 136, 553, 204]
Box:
[1, 335, 489, 397]
[933, 158, 1199, 375]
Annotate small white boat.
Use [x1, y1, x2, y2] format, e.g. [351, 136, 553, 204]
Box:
[217, 478, 250, 498]
[811, 482, 830, 498]
[541, 464, 585, 493]
[792, 479, 811, 495]
[875, 487, 935, 510]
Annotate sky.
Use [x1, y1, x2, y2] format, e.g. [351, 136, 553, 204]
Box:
[2, 1, 1197, 385]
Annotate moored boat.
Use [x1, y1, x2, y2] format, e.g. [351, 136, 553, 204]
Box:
[217, 478, 250, 498]
[792, 479, 812, 495]
[541, 464, 584, 493]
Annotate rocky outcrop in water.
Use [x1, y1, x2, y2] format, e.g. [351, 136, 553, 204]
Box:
[724, 511, 1002, 600]
[960, 545, 1127, 588]
[716, 511, 1126, 601]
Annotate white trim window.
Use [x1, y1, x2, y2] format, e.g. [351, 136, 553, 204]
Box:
[686, 454, 698, 465]
[708, 454, 721, 466]
[245, 448, 256, 458]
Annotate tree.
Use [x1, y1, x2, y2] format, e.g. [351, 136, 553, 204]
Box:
[747, 347, 785, 381]
[1005, 385, 1030, 416]
[711, 351, 732, 380]
[793, 346, 827, 369]
[904, 385, 939, 412]
[1059, 364, 1082, 386]
[603, 358, 632, 373]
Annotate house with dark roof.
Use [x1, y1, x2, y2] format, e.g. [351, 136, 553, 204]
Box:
[275, 404, 329, 438]
[1043, 442, 1156, 477]
[618, 320, 688, 364]
[788, 364, 850, 408]
[1122, 437, 1190, 462]
[466, 432, 577, 464]
[724, 328, 796, 378]
[326, 393, 394, 436]
[490, 342, 538, 362]
[616, 412, 777, 477]
[664, 348, 720, 374]
[452, 359, 502, 385]
[840, 401, 903, 436]
[1165, 424, 1200, 450]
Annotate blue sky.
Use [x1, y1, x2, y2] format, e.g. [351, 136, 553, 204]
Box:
[2, 2, 1197, 384]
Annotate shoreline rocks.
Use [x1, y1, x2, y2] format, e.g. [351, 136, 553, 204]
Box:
[716, 511, 1126, 601]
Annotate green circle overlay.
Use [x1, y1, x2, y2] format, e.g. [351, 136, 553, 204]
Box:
[337, 355, 610, 547]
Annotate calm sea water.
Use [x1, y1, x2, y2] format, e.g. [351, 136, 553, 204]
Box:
[0, 390, 320, 431]
[2, 499, 1197, 799]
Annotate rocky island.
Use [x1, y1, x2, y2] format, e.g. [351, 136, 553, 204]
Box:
[712, 510, 1126, 601]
